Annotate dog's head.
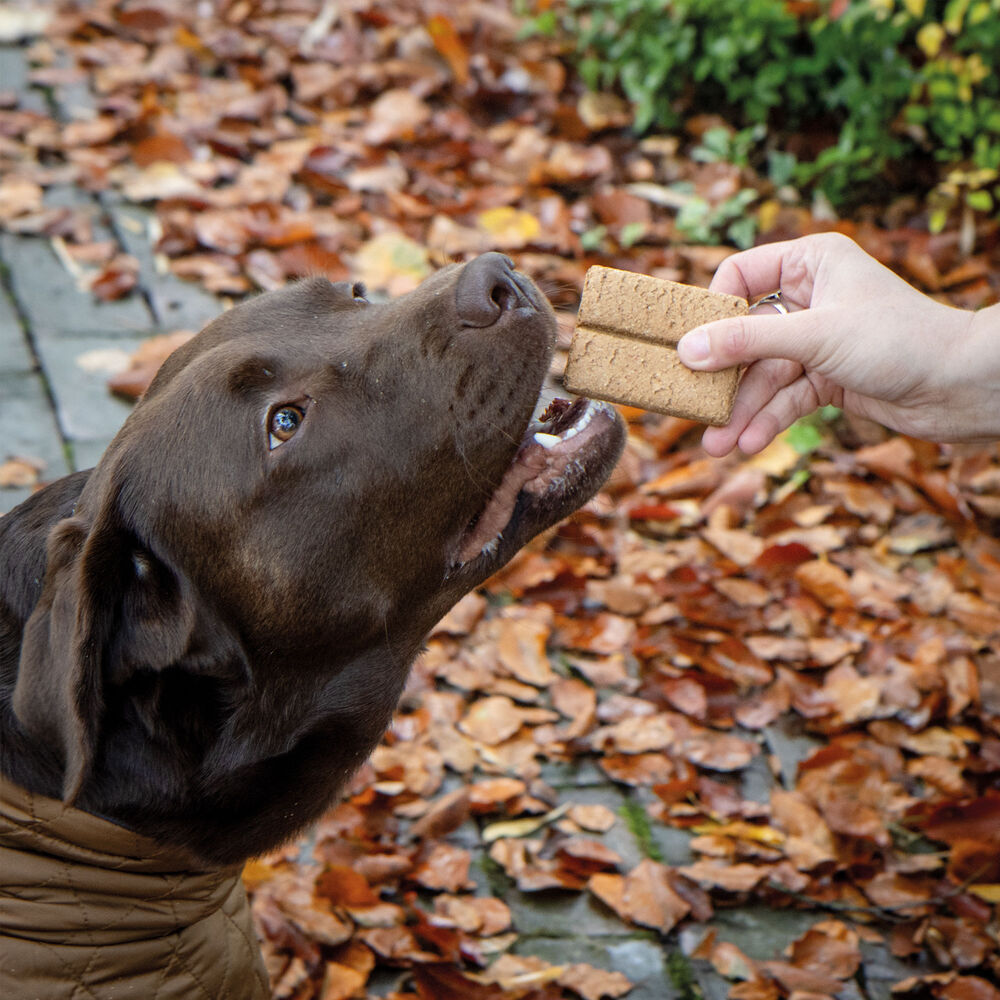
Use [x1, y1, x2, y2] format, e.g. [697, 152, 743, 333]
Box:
[14, 254, 624, 856]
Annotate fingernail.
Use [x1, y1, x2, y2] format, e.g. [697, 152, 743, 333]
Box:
[678, 328, 709, 365]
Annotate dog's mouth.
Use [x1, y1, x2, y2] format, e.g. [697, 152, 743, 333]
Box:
[450, 394, 625, 574]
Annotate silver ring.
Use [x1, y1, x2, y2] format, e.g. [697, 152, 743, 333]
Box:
[753, 291, 788, 314]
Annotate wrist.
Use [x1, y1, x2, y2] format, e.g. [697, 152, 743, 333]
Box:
[944, 302, 1000, 441]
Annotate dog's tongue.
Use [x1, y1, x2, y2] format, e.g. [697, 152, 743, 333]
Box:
[453, 398, 612, 567]
[454, 444, 547, 564]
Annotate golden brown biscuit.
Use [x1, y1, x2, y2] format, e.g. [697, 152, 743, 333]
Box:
[564, 266, 747, 425]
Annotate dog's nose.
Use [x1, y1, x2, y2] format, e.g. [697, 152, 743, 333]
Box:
[455, 252, 528, 328]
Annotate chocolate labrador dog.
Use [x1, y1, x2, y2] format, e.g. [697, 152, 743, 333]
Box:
[0, 253, 624, 867]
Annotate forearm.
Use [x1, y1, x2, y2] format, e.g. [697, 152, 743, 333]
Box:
[956, 301, 1000, 440]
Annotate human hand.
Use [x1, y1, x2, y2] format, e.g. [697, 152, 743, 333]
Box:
[676, 232, 1000, 455]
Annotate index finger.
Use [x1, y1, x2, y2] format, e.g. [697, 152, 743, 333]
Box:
[708, 240, 801, 300]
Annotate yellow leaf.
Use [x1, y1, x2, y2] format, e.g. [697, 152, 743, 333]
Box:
[691, 820, 786, 846]
[903, 0, 926, 16]
[241, 859, 277, 890]
[477, 206, 542, 249]
[929, 207, 949, 235]
[756, 198, 782, 234]
[966, 53, 989, 84]
[916, 22, 946, 57]
[487, 966, 566, 989]
[482, 804, 570, 843]
[353, 232, 430, 296]
[968, 884, 1000, 903]
[748, 436, 800, 478]
[944, 0, 971, 33]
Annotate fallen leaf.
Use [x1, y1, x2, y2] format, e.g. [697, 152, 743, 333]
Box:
[0, 456, 45, 489]
[476, 206, 541, 249]
[677, 860, 769, 892]
[458, 696, 524, 745]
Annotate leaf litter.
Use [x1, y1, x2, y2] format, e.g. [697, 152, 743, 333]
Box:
[2, 1, 999, 998]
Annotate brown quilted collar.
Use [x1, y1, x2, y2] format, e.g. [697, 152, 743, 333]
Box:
[0, 776, 240, 946]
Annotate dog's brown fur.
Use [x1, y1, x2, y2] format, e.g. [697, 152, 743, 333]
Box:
[0, 254, 624, 866]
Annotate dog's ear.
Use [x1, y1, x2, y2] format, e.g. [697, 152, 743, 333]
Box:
[14, 497, 242, 802]
[15, 514, 106, 801]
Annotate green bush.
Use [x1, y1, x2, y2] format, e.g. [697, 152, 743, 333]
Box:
[527, 0, 1000, 218]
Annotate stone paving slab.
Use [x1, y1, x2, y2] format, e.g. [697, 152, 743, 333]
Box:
[515, 935, 674, 1000]
[1, 230, 154, 341]
[0, 276, 71, 511]
[0, 279, 33, 373]
[30, 331, 141, 449]
[0, 41, 225, 516]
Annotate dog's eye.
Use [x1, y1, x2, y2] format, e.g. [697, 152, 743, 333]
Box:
[268, 405, 304, 449]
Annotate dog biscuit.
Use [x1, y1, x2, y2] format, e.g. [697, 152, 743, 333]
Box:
[564, 266, 747, 425]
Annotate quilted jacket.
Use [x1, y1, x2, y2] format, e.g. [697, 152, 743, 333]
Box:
[0, 775, 269, 999]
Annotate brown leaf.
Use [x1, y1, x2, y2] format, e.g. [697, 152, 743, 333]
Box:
[433, 895, 511, 936]
[558, 963, 633, 1000]
[432, 592, 487, 637]
[0, 176, 44, 222]
[794, 559, 853, 609]
[550, 677, 597, 738]
[315, 865, 379, 907]
[622, 859, 691, 932]
[682, 732, 758, 772]
[359, 926, 439, 963]
[495, 615, 554, 686]
[458, 696, 524, 745]
[702, 525, 766, 567]
[132, 131, 190, 167]
[90, 254, 139, 302]
[0, 456, 45, 489]
[588, 872, 626, 919]
[862, 872, 933, 915]
[566, 804, 617, 833]
[677, 859, 769, 892]
[319, 960, 367, 1000]
[262, 875, 354, 947]
[412, 843, 475, 893]
[554, 836, 622, 877]
[364, 88, 432, 145]
[467, 777, 527, 813]
[599, 753, 676, 786]
[591, 713, 676, 755]
[946, 591, 1000, 638]
[408, 788, 471, 842]
[785, 919, 862, 981]
[107, 330, 194, 400]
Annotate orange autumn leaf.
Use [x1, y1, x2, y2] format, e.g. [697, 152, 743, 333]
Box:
[426, 15, 470, 85]
[315, 866, 380, 908]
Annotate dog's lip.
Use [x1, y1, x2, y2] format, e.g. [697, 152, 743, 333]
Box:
[449, 395, 622, 571]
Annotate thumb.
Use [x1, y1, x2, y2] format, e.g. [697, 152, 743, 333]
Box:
[677, 309, 827, 372]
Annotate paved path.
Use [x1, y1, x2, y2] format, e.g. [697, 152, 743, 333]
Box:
[1, 42, 929, 1000]
[0, 42, 220, 515]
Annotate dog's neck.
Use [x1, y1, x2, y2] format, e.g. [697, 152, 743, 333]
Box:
[0, 473, 414, 867]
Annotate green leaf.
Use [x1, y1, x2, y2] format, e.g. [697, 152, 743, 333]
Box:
[785, 419, 825, 455]
[619, 221, 647, 247]
[580, 225, 608, 251]
[727, 216, 758, 250]
[929, 206, 950, 233]
[966, 188, 994, 211]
